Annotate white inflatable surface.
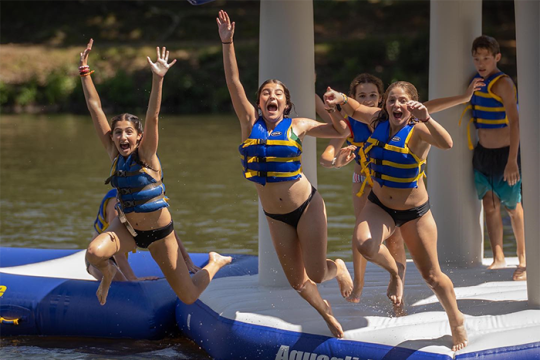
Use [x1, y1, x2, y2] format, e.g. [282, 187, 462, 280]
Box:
[0, 250, 95, 280]
[195, 257, 540, 358]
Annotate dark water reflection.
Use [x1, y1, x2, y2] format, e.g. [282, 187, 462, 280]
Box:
[0, 114, 516, 358]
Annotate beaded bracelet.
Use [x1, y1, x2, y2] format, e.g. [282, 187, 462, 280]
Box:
[341, 93, 348, 105]
[79, 65, 89, 70]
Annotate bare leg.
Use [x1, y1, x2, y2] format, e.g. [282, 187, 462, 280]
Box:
[386, 230, 407, 316]
[267, 209, 345, 338]
[483, 192, 506, 269]
[348, 183, 369, 303]
[86, 218, 136, 305]
[354, 201, 403, 307]
[149, 234, 232, 305]
[401, 211, 468, 351]
[507, 203, 526, 280]
[297, 192, 352, 297]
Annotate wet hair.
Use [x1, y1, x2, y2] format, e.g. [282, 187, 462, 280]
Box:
[349, 73, 385, 106]
[373, 81, 419, 127]
[472, 35, 500, 56]
[256, 79, 294, 116]
[110, 113, 144, 134]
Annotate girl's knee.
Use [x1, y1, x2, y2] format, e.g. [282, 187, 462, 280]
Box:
[87, 236, 115, 261]
[421, 271, 445, 289]
[357, 239, 379, 260]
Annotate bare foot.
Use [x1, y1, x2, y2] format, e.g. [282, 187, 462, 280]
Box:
[392, 300, 407, 317]
[513, 266, 526, 281]
[209, 252, 233, 268]
[96, 262, 117, 306]
[322, 300, 344, 338]
[346, 280, 364, 303]
[335, 259, 353, 298]
[450, 315, 468, 351]
[487, 259, 506, 269]
[387, 274, 403, 307]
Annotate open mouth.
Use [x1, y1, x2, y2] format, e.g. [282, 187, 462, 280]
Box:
[120, 143, 130, 151]
[393, 112, 403, 119]
[267, 104, 278, 112]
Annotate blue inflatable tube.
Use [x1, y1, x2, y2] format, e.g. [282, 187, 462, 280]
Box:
[0, 247, 256, 340]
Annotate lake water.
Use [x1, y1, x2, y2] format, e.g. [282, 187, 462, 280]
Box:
[0, 114, 516, 359]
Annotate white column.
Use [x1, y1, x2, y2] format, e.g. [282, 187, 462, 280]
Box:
[258, 0, 316, 286]
[515, 0, 540, 307]
[428, 0, 483, 266]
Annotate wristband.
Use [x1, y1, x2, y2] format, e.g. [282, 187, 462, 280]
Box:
[222, 41, 233, 44]
[419, 116, 431, 123]
[341, 93, 348, 105]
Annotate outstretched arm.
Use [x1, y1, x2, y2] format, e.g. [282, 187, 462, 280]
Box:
[324, 87, 379, 124]
[138, 47, 176, 167]
[424, 78, 485, 113]
[217, 10, 256, 137]
[80, 39, 116, 161]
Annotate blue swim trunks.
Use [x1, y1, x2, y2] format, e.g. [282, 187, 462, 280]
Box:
[473, 170, 522, 209]
[473, 143, 522, 209]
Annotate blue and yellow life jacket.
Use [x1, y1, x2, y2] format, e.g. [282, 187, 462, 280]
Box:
[239, 117, 302, 186]
[345, 117, 372, 166]
[105, 150, 168, 214]
[362, 120, 425, 190]
[93, 188, 118, 234]
[459, 71, 516, 150]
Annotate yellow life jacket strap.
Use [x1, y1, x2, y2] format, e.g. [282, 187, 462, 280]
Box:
[241, 138, 302, 152]
[244, 168, 302, 179]
[242, 155, 302, 163]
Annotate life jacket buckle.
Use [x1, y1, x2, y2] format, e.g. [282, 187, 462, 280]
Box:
[119, 188, 132, 195]
[123, 200, 135, 208]
[117, 170, 126, 177]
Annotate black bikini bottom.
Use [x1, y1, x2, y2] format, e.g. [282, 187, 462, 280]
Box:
[134, 220, 174, 248]
[368, 191, 430, 227]
[264, 186, 317, 229]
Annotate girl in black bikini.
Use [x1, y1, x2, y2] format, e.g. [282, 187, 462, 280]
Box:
[217, 10, 353, 338]
[80, 39, 231, 307]
[325, 82, 468, 351]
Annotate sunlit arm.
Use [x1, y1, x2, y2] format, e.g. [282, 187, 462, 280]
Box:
[420, 116, 453, 149]
[79, 39, 116, 160]
[424, 78, 485, 114]
[324, 87, 378, 125]
[218, 11, 255, 131]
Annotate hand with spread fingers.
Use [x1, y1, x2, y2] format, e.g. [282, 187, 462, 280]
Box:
[147, 47, 176, 78]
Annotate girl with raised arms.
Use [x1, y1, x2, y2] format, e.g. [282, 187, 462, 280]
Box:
[217, 10, 353, 338]
[80, 39, 231, 306]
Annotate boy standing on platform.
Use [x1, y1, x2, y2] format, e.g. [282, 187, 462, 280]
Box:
[465, 35, 526, 281]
